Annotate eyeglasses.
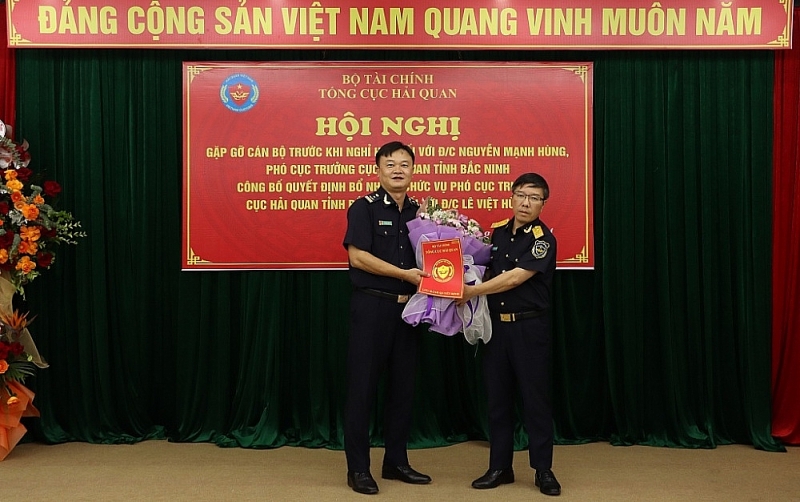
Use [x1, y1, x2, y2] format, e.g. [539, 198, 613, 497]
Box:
[512, 192, 545, 204]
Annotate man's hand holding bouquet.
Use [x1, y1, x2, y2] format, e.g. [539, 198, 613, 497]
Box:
[401, 198, 493, 344]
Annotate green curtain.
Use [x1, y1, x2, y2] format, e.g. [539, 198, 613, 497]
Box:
[15, 48, 781, 452]
[597, 52, 776, 449]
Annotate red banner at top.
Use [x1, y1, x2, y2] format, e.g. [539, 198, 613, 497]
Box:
[6, 0, 793, 50]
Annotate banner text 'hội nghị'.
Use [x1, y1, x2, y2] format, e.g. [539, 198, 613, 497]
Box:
[182, 62, 594, 270]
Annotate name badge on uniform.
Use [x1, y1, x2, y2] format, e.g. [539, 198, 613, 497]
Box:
[379, 220, 393, 226]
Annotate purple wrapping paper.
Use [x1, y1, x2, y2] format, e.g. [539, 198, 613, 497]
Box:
[402, 217, 492, 337]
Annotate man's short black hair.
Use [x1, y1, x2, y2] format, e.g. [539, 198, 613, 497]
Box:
[375, 141, 415, 165]
[512, 173, 550, 200]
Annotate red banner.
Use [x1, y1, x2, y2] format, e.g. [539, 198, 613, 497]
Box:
[7, 0, 793, 50]
[182, 62, 593, 270]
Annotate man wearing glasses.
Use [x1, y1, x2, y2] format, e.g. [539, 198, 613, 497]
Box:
[459, 173, 561, 496]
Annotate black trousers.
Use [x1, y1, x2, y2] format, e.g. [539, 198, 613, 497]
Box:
[344, 290, 420, 472]
[483, 315, 554, 471]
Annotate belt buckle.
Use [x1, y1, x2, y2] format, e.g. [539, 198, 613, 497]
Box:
[500, 313, 513, 322]
[397, 294, 409, 304]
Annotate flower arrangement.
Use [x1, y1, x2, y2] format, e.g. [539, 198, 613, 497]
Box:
[417, 198, 492, 245]
[0, 310, 36, 391]
[0, 119, 67, 459]
[402, 198, 493, 344]
[0, 120, 84, 296]
[0, 117, 82, 387]
[0, 307, 40, 460]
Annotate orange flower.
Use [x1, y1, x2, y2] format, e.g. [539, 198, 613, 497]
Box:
[3, 169, 17, 181]
[33, 194, 45, 205]
[21, 204, 39, 220]
[15, 256, 36, 273]
[6, 179, 23, 191]
[0, 249, 7, 264]
[18, 240, 38, 255]
[14, 200, 25, 210]
[21, 226, 41, 242]
[10, 191, 23, 203]
[0, 309, 32, 330]
[0, 360, 7, 374]
[7, 395, 18, 406]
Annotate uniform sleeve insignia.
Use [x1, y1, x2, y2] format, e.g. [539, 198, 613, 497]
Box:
[364, 192, 381, 203]
[532, 240, 550, 259]
[491, 218, 510, 229]
[532, 226, 544, 238]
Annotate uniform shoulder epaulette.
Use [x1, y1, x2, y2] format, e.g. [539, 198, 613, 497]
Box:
[522, 223, 544, 237]
[364, 191, 381, 203]
[408, 196, 420, 207]
[491, 218, 510, 229]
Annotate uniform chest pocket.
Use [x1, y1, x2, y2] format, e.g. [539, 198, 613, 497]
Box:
[491, 247, 519, 268]
[374, 221, 398, 237]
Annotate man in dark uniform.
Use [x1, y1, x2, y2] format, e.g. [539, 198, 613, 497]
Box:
[342, 141, 431, 495]
[459, 172, 561, 496]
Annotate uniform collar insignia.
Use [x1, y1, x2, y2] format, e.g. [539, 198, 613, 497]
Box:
[522, 222, 542, 236]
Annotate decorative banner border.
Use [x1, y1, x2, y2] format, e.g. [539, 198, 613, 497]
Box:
[182, 62, 594, 270]
[7, 0, 793, 50]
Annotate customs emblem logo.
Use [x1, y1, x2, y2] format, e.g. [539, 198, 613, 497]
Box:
[431, 259, 455, 283]
[220, 73, 259, 113]
[532, 240, 550, 259]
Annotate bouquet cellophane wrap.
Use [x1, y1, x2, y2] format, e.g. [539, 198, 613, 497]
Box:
[402, 217, 492, 343]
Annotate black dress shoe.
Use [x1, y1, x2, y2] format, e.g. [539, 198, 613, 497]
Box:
[471, 468, 515, 489]
[347, 471, 379, 495]
[535, 469, 561, 496]
[381, 464, 432, 484]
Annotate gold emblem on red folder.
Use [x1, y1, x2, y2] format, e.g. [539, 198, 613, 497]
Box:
[431, 259, 456, 283]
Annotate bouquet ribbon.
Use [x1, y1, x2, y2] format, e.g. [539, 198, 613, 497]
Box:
[0, 381, 39, 461]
